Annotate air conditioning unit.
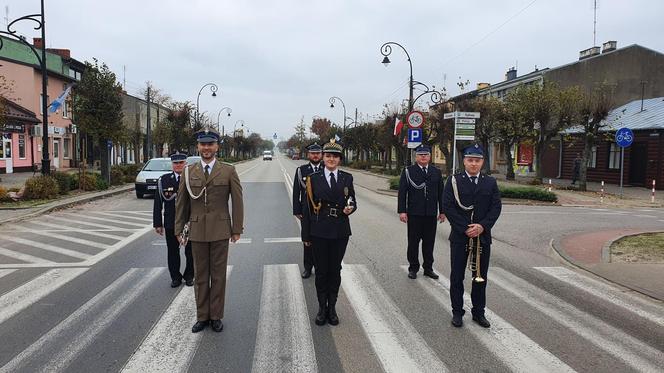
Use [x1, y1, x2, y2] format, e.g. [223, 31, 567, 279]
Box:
[31, 126, 43, 137]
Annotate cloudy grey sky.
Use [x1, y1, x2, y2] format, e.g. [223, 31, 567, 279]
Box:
[5, 0, 664, 140]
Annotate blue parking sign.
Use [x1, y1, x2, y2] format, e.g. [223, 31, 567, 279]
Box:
[408, 128, 422, 143]
[615, 127, 633, 148]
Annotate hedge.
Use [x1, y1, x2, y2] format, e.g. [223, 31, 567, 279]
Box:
[23, 175, 60, 200]
[389, 177, 400, 190]
[499, 185, 557, 202]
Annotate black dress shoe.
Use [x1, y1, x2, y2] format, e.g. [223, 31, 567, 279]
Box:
[170, 279, 182, 288]
[423, 270, 439, 280]
[472, 315, 491, 328]
[407, 271, 417, 279]
[451, 314, 463, 328]
[327, 307, 339, 326]
[185, 279, 194, 287]
[301, 269, 312, 279]
[315, 307, 327, 326]
[210, 319, 223, 332]
[192, 320, 208, 333]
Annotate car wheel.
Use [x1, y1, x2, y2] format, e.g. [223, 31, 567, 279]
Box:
[136, 191, 144, 199]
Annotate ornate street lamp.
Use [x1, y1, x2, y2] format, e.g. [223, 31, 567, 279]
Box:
[329, 96, 348, 132]
[0, 1, 50, 174]
[195, 83, 218, 127]
[217, 107, 232, 135]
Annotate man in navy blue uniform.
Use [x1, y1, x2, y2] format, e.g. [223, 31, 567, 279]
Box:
[292, 143, 323, 278]
[398, 145, 446, 280]
[443, 144, 501, 328]
[153, 151, 194, 288]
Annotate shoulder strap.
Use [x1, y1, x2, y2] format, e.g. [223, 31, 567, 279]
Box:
[405, 168, 426, 190]
[297, 166, 306, 188]
[451, 174, 474, 212]
[306, 175, 321, 215]
[184, 164, 207, 203]
[157, 175, 177, 202]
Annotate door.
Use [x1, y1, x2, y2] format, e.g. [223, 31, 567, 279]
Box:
[628, 143, 647, 186]
[2, 136, 12, 173]
[53, 139, 60, 169]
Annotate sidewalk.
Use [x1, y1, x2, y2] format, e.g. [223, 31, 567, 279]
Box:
[0, 184, 134, 225]
[552, 229, 664, 301]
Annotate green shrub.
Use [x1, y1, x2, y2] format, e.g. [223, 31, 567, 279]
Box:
[95, 175, 109, 190]
[51, 172, 71, 194]
[349, 160, 371, 170]
[499, 185, 557, 202]
[79, 173, 98, 191]
[389, 177, 400, 190]
[110, 166, 124, 185]
[24, 176, 59, 200]
[0, 186, 9, 202]
[68, 173, 80, 190]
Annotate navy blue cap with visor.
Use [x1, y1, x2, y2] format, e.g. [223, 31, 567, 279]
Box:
[196, 127, 220, 143]
[463, 144, 484, 158]
[170, 150, 187, 162]
[414, 145, 431, 155]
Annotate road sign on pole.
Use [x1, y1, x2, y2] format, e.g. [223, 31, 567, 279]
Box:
[450, 111, 480, 173]
[407, 128, 423, 148]
[406, 111, 425, 128]
[615, 127, 633, 198]
[457, 118, 476, 124]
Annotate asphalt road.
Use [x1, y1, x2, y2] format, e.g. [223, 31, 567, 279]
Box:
[0, 155, 662, 373]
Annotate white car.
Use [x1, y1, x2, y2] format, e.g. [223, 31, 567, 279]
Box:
[263, 150, 273, 161]
[134, 156, 202, 198]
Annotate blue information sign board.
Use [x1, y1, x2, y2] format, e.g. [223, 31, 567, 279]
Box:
[615, 127, 633, 148]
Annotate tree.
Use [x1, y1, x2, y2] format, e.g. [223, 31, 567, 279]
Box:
[471, 96, 504, 174]
[493, 87, 532, 180]
[310, 117, 332, 141]
[0, 74, 15, 129]
[294, 116, 307, 156]
[164, 102, 195, 153]
[576, 83, 615, 191]
[73, 59, 124, 183]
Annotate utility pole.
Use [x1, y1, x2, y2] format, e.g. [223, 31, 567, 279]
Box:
[146, 85, 152, 160]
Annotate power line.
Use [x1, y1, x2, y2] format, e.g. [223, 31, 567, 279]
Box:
[441, 0, 540, 68]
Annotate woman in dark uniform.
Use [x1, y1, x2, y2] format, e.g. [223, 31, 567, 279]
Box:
[301, 139, 357, 326]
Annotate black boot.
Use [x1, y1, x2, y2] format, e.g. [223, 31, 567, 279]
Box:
[327, 293, 339, 326]
[315, 293, 327, 326]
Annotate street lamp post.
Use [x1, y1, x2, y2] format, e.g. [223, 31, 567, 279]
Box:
[216, 107, 232, 135]
[329, 96, 347, 132]
[0, 0, 50, 175]
[195, 83, 218, 128]
[233, 120, 245, 159]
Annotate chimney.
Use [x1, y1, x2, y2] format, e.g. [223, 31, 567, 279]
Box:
[47, 48, 71, 59]
[505, 67, 517, 81]
[602, 40, 617, 53]
[579, 46, 600, 60]
[477, 82, 490, 90]
[33, 38, 43, 49]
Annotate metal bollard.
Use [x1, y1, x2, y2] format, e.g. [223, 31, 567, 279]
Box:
[548, 179, 552, 192]
[652, 179, 656, 203]
[600, 181, 605, 204]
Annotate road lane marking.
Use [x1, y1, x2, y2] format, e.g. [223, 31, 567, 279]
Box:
[0, 268, 164, 373]
[231, 238, 252, 244]
[42, 214, 141, 231]
[121, 267, 233, 373]
[1, 236, 91, 260]
[0, 268, 88, 324]
[494, 267, 664, 372]
[92, 211, 154, 222]
[0, 246, 56, 264]
[0, 268, 16, 279]
[29, 230, 112, 250]
[59, 212, 148, 228]
[633, 214, 657, 218]
[342, 264, 448, 373]
[251, 264, 316, 373]
[18, 220, 127, 239]
[403, 266, 575, 373]
[263, 237, 301, 243]
[534, 267, 664, 327]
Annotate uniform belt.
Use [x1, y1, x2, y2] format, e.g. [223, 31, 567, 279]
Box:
[320, 202, 343, 218]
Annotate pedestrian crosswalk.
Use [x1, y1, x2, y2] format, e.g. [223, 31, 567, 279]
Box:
[0, 210, 153, 268]
[0, 264, 662, 372]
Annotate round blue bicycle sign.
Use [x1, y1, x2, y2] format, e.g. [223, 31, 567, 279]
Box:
[615, 127, 633, 148]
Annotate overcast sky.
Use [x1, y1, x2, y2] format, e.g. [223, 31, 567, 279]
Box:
[5, 0, 664, 141]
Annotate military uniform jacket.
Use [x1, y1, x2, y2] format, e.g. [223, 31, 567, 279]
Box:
[397, 164, 444, 216]
[292, 163, 320, 215]
[301, 170, 357, 241]
[153, 172, 180, 229]
[175, 161, 244, 242]
[442, 172, 502, 246]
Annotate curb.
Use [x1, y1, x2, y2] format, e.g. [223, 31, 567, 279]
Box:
[0, 184, 134, 226]
[341, 167, 395, 180]
[600, 229, 664, 264]
[549, 237, 662, 301]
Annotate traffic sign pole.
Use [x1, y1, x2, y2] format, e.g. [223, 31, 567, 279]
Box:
[620, 147, 624, 198]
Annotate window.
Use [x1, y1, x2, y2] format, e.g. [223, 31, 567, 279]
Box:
[18, 134, 26, 158]
[63, 138, 71, 158]
[608, 143, 621, 169]
[587, 146, 597, 168]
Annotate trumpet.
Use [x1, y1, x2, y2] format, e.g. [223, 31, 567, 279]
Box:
[179, 223, 190, 250]
[467, 236, 485, 283]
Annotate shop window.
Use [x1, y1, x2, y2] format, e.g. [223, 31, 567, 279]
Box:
[64, 138, 71, 158]
[19, 134, 26, 158]
[587, 146, 597, 168]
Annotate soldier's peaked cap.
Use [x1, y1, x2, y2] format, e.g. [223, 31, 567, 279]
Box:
[415, 145, 431, 155]
[323, 138, 343, 154]
[170, 150, 187, 161]
[463, 144, 484, 158]
[196, 126, 220, 143]
[307, 143, 322, 152]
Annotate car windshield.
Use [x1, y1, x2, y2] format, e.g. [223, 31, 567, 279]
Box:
[186, 156, 201, 165]
[263, 151, 272, 155]
[142, 159, 172, 171]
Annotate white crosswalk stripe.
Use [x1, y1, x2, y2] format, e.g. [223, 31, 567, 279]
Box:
[29, 230, 112, 249]
[252, 264, 317, 373]
[342, 264, 448, 373]
[0, 268, 164, 373]
[43, 214, 139, 231]
[92, 211, 154, 222]
[6, 221, 128, 239]
[0, 246, 55, 264]
[493, 267, 664, 372]
[534, 266, 664, 327]
[121, 267, 233, 373]
[1, 236, 91, 260]
[0, 268, 88, 324]
[0, 268, 16, 279]
[59, 212, 148, 228]
[405, 266, 575, 373]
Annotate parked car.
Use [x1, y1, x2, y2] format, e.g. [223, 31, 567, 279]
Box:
[291, 154, 300, 160]
[134, 158, 172, 198]
[263, 150, 273, 161]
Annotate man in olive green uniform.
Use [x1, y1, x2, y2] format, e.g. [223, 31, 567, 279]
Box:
[176, 127, 244, 333]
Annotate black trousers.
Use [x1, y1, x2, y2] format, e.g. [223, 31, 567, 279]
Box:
[165, 228, 194, 281]
[311, 236, 349, 297]
[449, 241, 491, 317]
[303, 243, 314, 271]
[407, 215, 437, 272]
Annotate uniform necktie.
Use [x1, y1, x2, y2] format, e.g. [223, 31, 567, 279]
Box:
[205, 165, 210, 177]
[470, 176, 478, 185]
[422, 167, 427, 175]
[330, 172, 337, 189]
